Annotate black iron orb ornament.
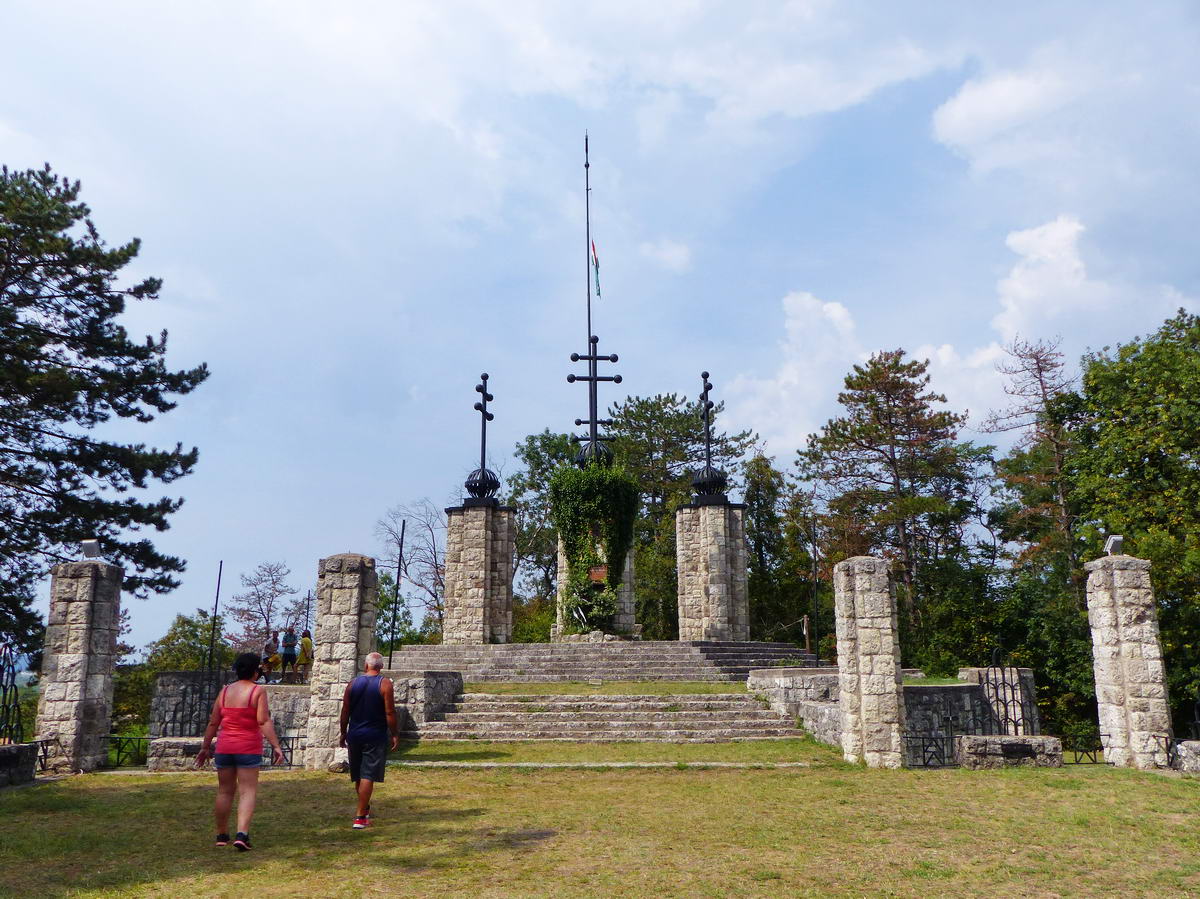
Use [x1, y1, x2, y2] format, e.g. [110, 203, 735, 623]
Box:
[464, 373, 500, 499]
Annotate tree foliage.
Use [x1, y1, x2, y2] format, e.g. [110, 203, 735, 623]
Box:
[1067, 310, 1200, 726]
[608, 393, 756, 638]
[505, 430, 574, 602]
[0, 165, 208, 650]
[225, 561, 298, 650]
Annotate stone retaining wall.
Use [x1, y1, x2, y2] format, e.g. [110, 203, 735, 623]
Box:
[387, 671, 463, 730]
[0, 743, 37, 787]
[748, 668, 841, 747]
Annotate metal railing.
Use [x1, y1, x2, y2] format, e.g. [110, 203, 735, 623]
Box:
[99, 735, 150, 768]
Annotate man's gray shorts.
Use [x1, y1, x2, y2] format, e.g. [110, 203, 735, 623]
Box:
[348, 739, 388, 782]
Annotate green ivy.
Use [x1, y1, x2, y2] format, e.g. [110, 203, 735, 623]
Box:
[548, 463, 640, 633]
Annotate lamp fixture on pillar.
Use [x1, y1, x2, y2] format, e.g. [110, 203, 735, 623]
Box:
[464, 373, 500, 503]
[692, 371, 728, 499]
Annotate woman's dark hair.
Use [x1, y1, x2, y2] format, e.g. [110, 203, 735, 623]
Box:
[234, 652, 261, 680]
[302, 630, 311, 639]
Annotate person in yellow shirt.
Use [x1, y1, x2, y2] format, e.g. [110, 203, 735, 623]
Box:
[296, 630, 314, 683]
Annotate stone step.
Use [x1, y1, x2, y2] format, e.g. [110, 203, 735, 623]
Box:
[458, 693, 755, 704]
[442, 710, 783, 722]
[408, 729, 803, 741]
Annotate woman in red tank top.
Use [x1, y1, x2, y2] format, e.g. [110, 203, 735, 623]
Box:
[195, 653, 285, 850]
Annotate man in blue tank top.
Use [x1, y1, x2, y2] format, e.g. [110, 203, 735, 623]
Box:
[339, 652, 398, 829]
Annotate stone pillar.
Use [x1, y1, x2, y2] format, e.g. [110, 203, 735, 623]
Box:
[304, 553, 377, 771]
[442, 500, 515, 644]
[552, 540, 637, 641]
[35, 561, 123, 773]
[675, 499, 749, 642]
[1085, 553, 1173, 769]
[833, 556, 905, 768]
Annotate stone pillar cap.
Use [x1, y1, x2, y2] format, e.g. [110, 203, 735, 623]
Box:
[1084, 554, 1151, 571]
[51, 560, 124, 577]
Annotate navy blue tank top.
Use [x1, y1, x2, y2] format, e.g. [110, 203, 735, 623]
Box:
[346, 674, 388, 743]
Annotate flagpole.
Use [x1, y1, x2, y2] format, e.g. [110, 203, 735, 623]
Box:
[584, 133, 599, 445]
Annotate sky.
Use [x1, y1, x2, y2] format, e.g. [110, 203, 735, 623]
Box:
[3, 1, 1198, 649]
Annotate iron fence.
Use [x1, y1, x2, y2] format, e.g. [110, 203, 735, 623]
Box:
[0, 644, 24, 744]
[98, 735, 150, 768]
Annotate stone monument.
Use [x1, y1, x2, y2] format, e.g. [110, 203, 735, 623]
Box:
[442, 374, 516, 644]
[35, 559, 123, 773]
[676, 372, 749, 642]
[304, 552, 378, 771]
[832, 555, 905, 768]
[1085, 538, 1173, 770]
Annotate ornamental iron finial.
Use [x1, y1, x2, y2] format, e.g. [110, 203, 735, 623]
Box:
[692, 370, 728, 497]
[465, 373, 500, 499]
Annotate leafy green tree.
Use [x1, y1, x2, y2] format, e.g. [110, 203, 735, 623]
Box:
[375, 571, 439, 656]
[112, 609, 232, 728]
[0, 165, 208, 651]
[504, 430, 574, 602]
[1067, 309, 1200, 727]
[743, 454, 827, 647]
[608, 393, 756, 638]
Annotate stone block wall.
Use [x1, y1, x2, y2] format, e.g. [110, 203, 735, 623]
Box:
[0, 743, 38, 787]
[35, 561, 123, 773]
[1085, 554, 1173, 769]
[552, 538, 638, 641]
[388, 671, 464, 731]
[833, 556, 905, 768]
[304, 553, 377, 771]
[443, 503, 515, 644]
[676, 501, 749, 642]
[1178, 741, 1200, 773]
[748, 667, 841, 747]
[954, 735, 1063, 769]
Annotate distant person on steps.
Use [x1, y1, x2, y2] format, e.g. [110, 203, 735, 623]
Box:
[339, 652, 399, 829]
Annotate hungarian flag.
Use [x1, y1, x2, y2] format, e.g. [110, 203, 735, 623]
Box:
[591, 239, 601, 299]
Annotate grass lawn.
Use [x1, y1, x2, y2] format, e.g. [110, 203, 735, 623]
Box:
[2, 762, 1197, 897]
[390, 738, 834, 765]
[463, 681, 748, 695]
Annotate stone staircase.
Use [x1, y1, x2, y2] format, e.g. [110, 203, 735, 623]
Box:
[385, 640, 820, 683]
[405, 691, 807, 742]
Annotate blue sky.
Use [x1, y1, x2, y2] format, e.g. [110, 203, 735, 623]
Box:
[4, 1, 1198, 647]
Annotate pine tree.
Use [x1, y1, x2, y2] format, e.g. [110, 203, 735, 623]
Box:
[0, 165, 208, 650]
[797, 350, 992, 619]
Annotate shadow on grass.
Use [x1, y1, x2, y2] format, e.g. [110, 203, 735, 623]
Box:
[0, 771, 540, 896]
[389, 741, 512, 762]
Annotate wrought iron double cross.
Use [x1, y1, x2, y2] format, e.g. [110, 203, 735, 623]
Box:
[465, 373, 500, 499]
[568, 335, 621, 464]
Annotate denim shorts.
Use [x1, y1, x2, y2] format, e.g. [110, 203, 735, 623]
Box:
[214, 752, 262, 769]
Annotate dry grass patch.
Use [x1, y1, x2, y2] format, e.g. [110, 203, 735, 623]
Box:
[1, 765, 1197, 897]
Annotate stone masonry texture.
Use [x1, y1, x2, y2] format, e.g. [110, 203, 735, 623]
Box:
[552, 538, 637, 641]
[1085, 554, 1173, 769]
[833, 556, 905, 768]
[675, 502, 749, 642]
[35, 561, 123, 773]
[304, 553, 377, 771]
[442, 504, 515, 644]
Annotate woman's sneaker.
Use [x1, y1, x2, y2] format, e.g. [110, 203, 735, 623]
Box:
[215, 833, 229, 847]
[233, 832, 252, 851]
[352, 816, 370, 829]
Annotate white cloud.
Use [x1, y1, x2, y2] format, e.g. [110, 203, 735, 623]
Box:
[727, 291, 863, 453]
[639, 238, 692, 273]
[992, 215, 1107, 341]
[933, 68, 1081, 171]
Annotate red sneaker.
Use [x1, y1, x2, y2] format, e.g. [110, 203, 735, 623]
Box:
[352, 816, 370, 830]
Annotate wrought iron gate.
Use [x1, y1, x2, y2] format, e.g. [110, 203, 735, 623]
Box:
[0, 644, 24, 744]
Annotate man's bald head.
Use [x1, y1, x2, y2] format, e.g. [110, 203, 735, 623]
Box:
[364, 652, 384, 672]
